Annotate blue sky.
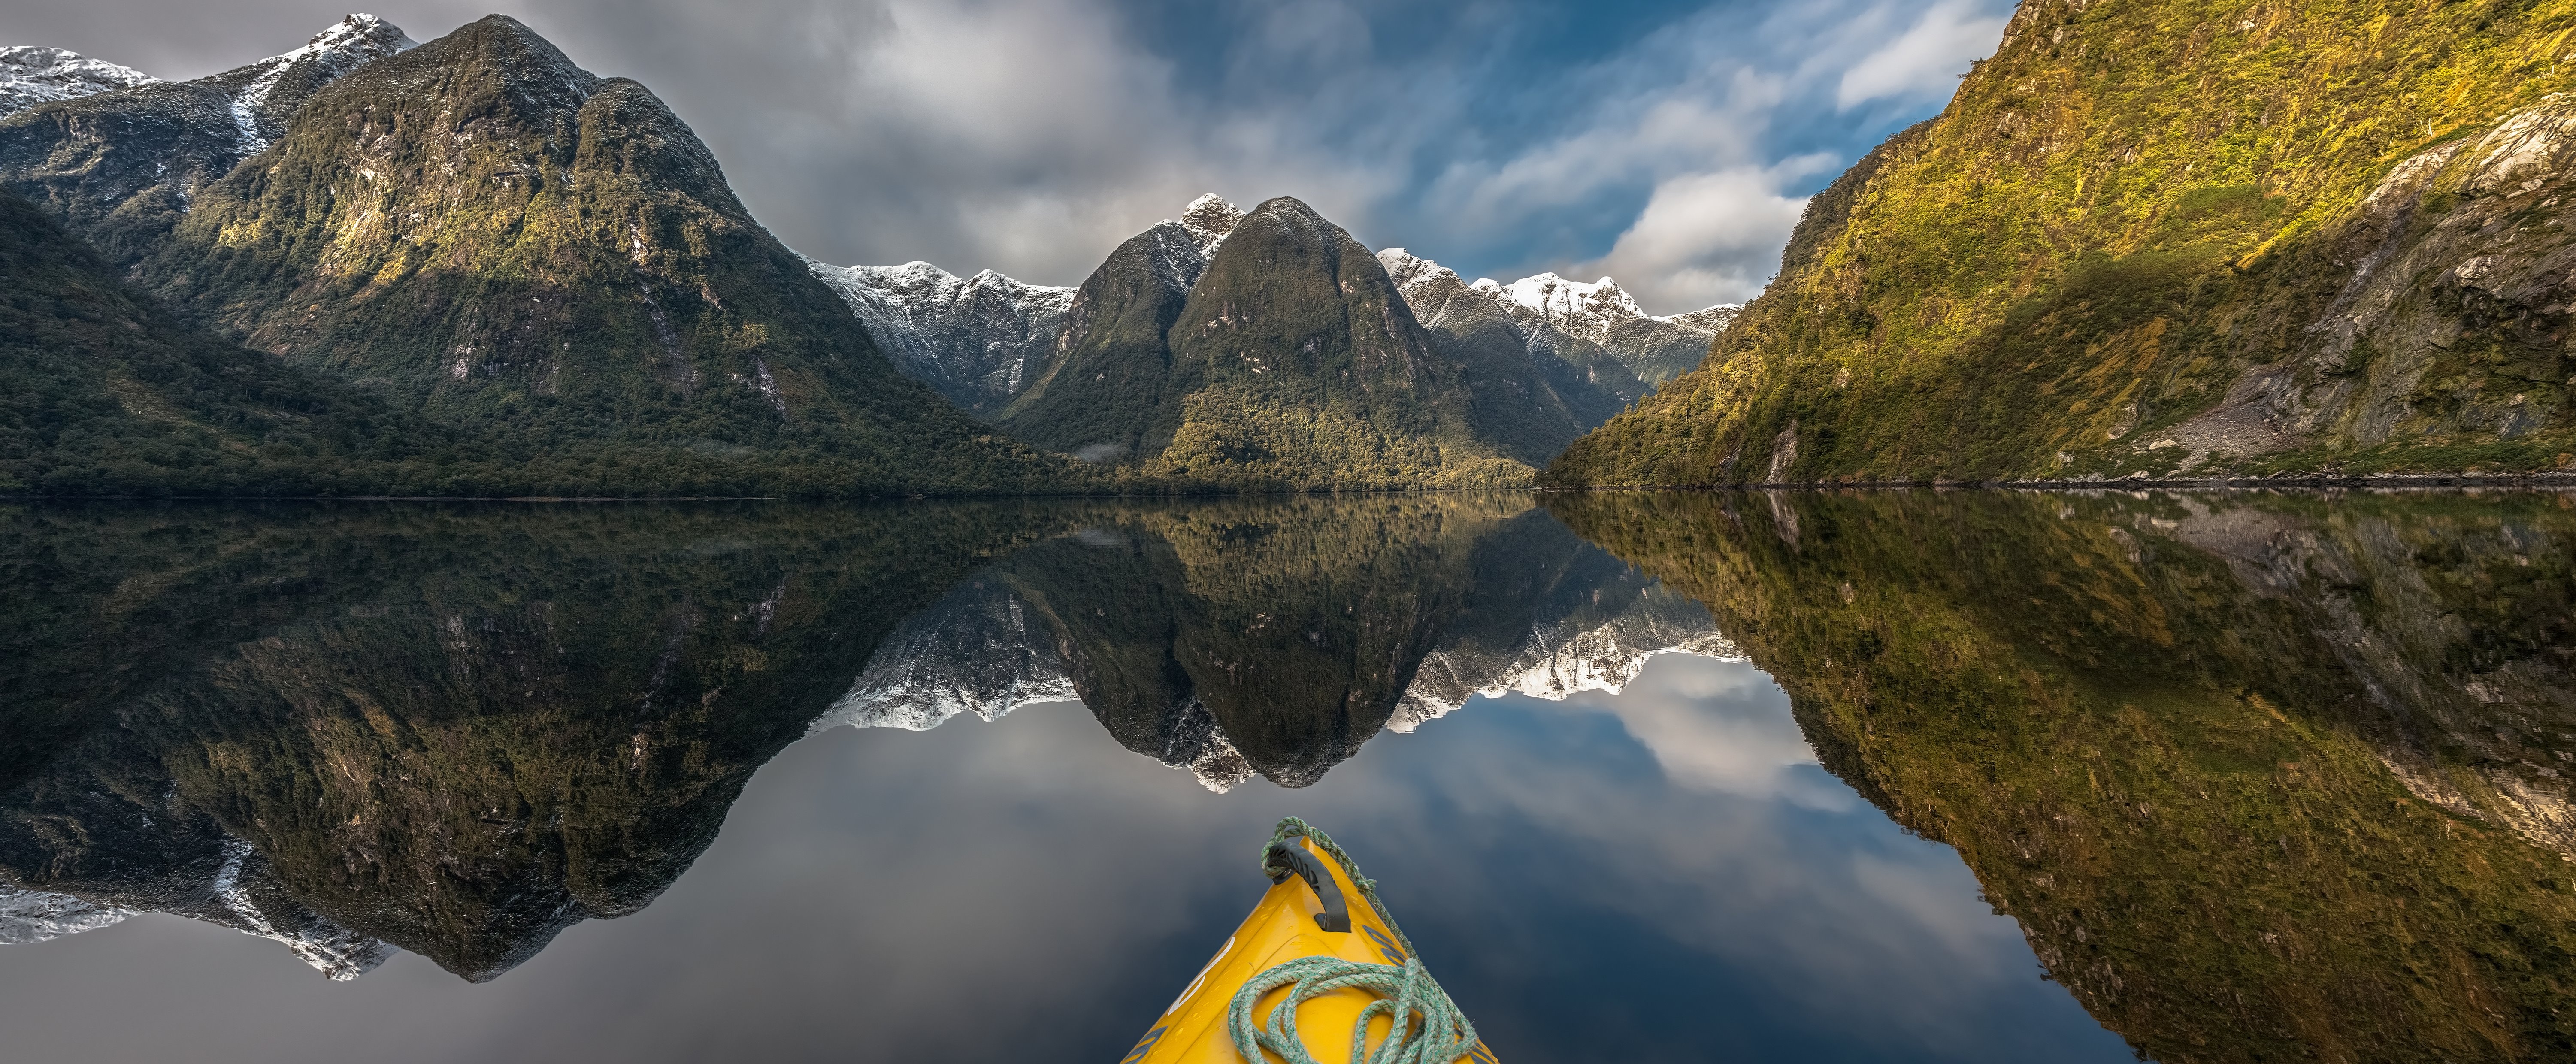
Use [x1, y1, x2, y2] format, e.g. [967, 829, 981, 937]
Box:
[4, 0, 2015, 312]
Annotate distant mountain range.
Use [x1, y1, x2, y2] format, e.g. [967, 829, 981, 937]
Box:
[808, 195, 1737, 483]
[1, 13, 1732, 495]
[12, 2, 2559, 494]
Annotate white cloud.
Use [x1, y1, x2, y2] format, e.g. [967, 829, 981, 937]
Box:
[1837, 0, 2010, 109]
[1575, 158, 1832, 310]
[1566, 653, 1856, 808]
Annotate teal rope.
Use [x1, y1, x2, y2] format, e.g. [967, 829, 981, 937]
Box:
[1231, 819, 1477, 1064]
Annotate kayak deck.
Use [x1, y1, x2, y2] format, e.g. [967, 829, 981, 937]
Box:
[1121, 831, 1496, 1064]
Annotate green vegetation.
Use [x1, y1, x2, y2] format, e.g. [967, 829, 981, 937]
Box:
[1550, 0, 2576, 486]
[1550, 489, 2576, 1062]
[1002, 198, 1534, 489]
[0, 188, 444, 494]
[6, 16, 1079, 497]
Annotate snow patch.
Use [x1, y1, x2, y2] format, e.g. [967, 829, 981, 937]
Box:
[1394, 586, 1742, 734]
[208, 838, 396, 981]
[1388, 250, 1738, 345]
[224, 14, 418, 155]
[0, 45, 159, 118]
[812, 579, 1078, 734]
[805, 256, 1075, 405]
[0, 888, 133, 946]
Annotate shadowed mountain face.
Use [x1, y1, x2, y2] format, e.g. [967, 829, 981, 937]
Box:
[0, 502, 1081, 980]
[0, 187, 451, 494]
[1549, 489, 2576, 1064]
[998, 198, 1527, 488]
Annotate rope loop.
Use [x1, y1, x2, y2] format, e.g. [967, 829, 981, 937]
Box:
[1231, 819, 1475, 1064]
[1224, 955, 1478, 1064]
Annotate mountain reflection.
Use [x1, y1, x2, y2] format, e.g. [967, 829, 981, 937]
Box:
[0, 496, 1721, 980]
[1548, 489, 2576, 1064]
[822, 495, 1731, 789]
[9, 488, 2574, 1064]
[0, 502, 1083, 981]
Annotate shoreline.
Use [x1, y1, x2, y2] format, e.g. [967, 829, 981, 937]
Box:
[9, 470, 2576, 502]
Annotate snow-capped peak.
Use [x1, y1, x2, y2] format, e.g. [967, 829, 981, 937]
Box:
[1375, 248, 1459, 297]
[804, 255, 1077, 412]
[1452, 269, 1741, 345]
[0, 45, 160, 118]
[1176, 193, 1243, 256]
[226, 14, 417, 154]
[1492, 272, 1649, 326]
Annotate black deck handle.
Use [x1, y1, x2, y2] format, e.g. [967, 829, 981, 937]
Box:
[1265, 839, 1352, 933]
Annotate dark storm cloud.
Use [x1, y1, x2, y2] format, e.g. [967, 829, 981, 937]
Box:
[0, 0, 2009, 311]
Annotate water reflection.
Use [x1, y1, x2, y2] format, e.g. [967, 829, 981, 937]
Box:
[1549, 489, 2576, 1063]
[0, 501, 1086, 980]
[0, 490, 2570, 1061]
[823, 496, 1731, 789]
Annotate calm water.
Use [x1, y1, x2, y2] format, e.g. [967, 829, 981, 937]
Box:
[2, 491, 2570, 1063]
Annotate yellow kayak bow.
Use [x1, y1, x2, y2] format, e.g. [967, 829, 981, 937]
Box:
[1120, 819, 1497, 1064]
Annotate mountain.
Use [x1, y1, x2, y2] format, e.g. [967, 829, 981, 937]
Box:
[995, 196, 1532, 486]
[0, 46, 158, 118]
[0, 185, 454, 494]
[808, 196, 1729, 472]
[1471, 269, 1736, 387]
[1380, 249, 1669, 463]
[0, 15, 414, 268]
[1550, 489, 2576, 1062]
[984, 193, 1239, 462]
[805, 258, 1075, 417]
[1550, 1, 2576, 487]
[3, 14, 1069, 496]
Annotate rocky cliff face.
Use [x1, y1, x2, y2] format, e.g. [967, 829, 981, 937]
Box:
[1551, 0, 2576, 487]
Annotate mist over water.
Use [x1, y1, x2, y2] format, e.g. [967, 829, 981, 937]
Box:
[2, 490, 2569, 1061]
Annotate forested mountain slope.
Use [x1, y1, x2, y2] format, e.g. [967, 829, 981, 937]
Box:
[0, 188, 445, 493]
[3, 15, 1071, 496]
[1552, 0, 2576, 486]
[999, 196, 1530, 487]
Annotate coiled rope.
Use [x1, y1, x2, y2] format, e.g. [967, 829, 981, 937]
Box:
[1226, 819, 1478, 1064]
